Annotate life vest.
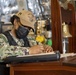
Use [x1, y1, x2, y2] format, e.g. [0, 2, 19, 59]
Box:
[3, 31, 30, 47]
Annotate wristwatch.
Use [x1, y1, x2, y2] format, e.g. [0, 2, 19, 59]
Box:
[24, 48, 29, 55]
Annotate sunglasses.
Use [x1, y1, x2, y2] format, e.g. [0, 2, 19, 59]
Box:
[21, 25, 31, 30]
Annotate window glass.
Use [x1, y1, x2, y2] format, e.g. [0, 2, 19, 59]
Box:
[0, 0, 18, 23]
[27, 0, 51, 19]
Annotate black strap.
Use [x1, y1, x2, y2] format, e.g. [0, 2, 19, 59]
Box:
[3, 31, 30, 47]
[23, 37, 30, 47]
[3, 31, 18, 46]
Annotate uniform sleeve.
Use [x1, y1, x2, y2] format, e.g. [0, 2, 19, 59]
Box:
[27, 34, 42, 46]
[0, 34, 29, 60]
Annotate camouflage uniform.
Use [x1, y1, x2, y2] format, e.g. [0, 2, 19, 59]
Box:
[0, 32, 38, 60]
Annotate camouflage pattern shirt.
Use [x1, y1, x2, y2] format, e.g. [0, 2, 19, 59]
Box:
[0, 32, 38, 60]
